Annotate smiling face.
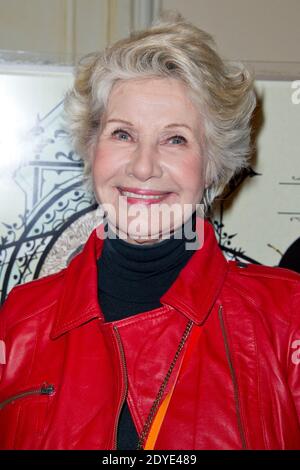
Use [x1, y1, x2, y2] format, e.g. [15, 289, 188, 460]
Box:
[92, 77, 206, 244]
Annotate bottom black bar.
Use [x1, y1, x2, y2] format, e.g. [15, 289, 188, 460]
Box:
[0, 450, 300, 467]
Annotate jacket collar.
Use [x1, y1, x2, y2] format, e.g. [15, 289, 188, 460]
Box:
[51, 218, 229, 338]
[160, 218, 229, 324]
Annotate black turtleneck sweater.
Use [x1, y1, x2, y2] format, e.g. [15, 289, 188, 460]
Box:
[97, 213, 198, 450]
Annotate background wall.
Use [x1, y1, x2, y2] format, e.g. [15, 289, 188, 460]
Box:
[162, 0, 300, 77]
[0, 0, 299, 76]
[0, 0, 158, 60]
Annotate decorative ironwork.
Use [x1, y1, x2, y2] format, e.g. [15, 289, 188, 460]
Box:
[213, 167, 262, 265]
[0, 100, 97, 304]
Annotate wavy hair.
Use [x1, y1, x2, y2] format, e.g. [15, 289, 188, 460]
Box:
[64, 12, 256, 205]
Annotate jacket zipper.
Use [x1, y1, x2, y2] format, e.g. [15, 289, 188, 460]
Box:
[218, 305, 247, 449]
[0, 383, 55, 411]
[137, 319, 193, 450]
[112, 325, 128, 450]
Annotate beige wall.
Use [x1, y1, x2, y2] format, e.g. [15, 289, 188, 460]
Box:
[162, 0, 300, 77]
[0, 0, 109, 60]
[163, 0, 300, 62]
[0, 0, 139, 61]
[0, 0, 67, 55]
[0, 0, 299, 75]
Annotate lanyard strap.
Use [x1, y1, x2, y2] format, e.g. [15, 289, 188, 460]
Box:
[144, 324, 203, 450]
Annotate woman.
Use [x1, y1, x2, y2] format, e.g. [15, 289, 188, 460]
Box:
[0, 14, 300, 450]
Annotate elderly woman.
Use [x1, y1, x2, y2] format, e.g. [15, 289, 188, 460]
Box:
[0, 15, 300, 451]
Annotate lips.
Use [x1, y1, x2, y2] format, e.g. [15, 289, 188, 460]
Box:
[118, 186, 170, 196]
[117, 186, 172, 204]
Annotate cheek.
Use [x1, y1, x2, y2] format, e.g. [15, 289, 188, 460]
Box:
[92, 146, 118, 183]
[178, 153, 205, 191]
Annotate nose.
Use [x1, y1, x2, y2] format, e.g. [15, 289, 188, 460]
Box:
[125, 141, 163, 181]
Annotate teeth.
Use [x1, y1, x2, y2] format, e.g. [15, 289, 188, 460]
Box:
[120, 190, 166, 199]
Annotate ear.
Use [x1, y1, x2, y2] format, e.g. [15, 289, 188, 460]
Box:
[199, 149, 209, 186]
[87, 135, 98, 167]
[203, 161, 212, 189]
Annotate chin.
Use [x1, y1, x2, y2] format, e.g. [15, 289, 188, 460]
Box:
[129, 236, 161, 245]
[130, 224, 175, 242]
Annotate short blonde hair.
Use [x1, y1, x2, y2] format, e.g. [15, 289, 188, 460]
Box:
[65, 12, 256, 205]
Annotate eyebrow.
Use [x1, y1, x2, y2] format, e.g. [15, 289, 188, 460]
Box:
[106, 119, 192, 131]
[106, 119, 134, 127]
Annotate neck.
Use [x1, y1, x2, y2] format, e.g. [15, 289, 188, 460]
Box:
[97, 212, 198, 316]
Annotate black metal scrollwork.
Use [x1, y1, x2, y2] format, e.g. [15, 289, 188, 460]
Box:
[0, 100, 97, 304]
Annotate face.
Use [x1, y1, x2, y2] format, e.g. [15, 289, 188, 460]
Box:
[92, 77, 206, 244]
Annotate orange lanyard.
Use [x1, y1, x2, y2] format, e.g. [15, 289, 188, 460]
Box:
[144, 324, 203, 450]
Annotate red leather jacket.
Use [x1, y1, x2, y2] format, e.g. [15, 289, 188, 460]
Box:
[0, 219, 300, 450]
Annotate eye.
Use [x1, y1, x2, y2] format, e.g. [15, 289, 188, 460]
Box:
[168, 135, 187, 145]
[111, 128, 131, 141]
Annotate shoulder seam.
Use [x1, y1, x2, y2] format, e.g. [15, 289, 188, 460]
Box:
[7, 269, 65, 293]
[5, 298, 59, 333]
[229, 263, 300, 284]
[226, 281, 291, 326]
